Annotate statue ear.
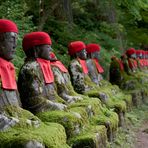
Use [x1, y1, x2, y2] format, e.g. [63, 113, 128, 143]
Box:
[0, 33, 4, 42]
[33, 46, 39, 58]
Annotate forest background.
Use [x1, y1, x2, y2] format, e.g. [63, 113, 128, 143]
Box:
[0, 0, 147, 78]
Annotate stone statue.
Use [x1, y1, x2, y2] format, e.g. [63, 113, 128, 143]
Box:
[18, 32, 98, 141]
[68, 41, 127, 140]
[18, 32, 67, 113]
[85, 43, 132, 107]
[86, 43, 104, 86]
[109, 56, 123, 86]
[50, 51, 118, 141]
[109, 48, 148, 106]
[50, 52, 83, 104]
[125, 48, 138, 73]
[85, 43, 132, 125]
[0, 21, 21, 110]
[0, 20, 69, 148]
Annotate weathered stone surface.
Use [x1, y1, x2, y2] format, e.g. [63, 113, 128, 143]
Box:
[51, 62, 121, 141]
[69, 59, 127, 128]
[70, 125, 107, 148]
[0, 113, 19, 131]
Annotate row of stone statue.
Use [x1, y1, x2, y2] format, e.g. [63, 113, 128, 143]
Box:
[0, 19, 147, 148]
[110, 47, 148, 86]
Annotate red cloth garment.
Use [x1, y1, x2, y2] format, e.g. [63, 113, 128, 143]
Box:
[78, 58, 88, 74]
[143, 59, 146, 67]
[139, 59, 144, 67]
[37, 58, 54, 84]
[133, 60, 138, 68]
[51, 60, 68, 73]
[93, 59, 104, 73]
[128, 59, 135, 69]
[0, 58, 17, 90]
[117, 59, 124, 71]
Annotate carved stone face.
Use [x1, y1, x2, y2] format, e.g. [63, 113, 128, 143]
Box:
[131, 53, 136, 59]
[91, 51, 100, 60]
[36, 44, 52, 60]
[0, 32, 17, 61]
[76, 49, 87, 60]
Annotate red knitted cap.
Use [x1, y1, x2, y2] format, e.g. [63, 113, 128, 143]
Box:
[23, 32, 52, 51]
[142, 50, 145, 55]
[68, 41, 86, 56]
[136, 50, 141, 55]
[86, 43, 101, 54]
[126, 48, 135, 56]
[0, 19, 18, 33]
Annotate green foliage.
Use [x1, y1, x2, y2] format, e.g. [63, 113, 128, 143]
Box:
[0, 0, 36, 74]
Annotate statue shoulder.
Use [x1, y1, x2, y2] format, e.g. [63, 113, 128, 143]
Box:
[20, 61, 40, 74]
[70, 59, 79, 66]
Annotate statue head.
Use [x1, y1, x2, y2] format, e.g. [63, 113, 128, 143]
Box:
[68, 41, 87, 60]
[86, 43, 101, 60]
[0, 19, 18, 61]
[23, 32, 52, 60]
[126, 48, 136, 59]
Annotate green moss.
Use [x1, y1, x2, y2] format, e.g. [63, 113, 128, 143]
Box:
[84, 87, 127, 113]
[36, 110, 85, 139]
[124, 90, 143, 106]
[69, 125, 107, 148]
[0, 122, 69, 148]
[66, 82, 80, 96]
[0, 106, 69, 148]
[1, 105, 40, 128]
[69, 98, 103, 115]
[69, 107, 89, 124]
[91, 110, 119, 132]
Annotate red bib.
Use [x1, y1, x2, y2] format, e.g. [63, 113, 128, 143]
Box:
[117, 59, 124, 71]
[93, 59, 104, 73]
[128, 59, 134, 69]
[37, 58, 54, 84]
[133, 60, 138, 68]
[51, 60, 68, 73]
[0, 58, 17, 90]
[78, 58, 88, 74]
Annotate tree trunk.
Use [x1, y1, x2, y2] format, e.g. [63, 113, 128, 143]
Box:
[38, 1, 60, 31]
[63, 0, 73, 24]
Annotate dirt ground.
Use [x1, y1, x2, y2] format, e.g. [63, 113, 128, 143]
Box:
[134, 120, 148, 148]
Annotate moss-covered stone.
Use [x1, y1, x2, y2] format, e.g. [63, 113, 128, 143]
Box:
[69, 125, 107, 148]
[124, 90, 143, 107]
[0, 106, 69, 148]
[0, 122, 69, 148]
[36, 110, 85, 139]
[91, 109, 119, 141]
[69, 97, 119, 141]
